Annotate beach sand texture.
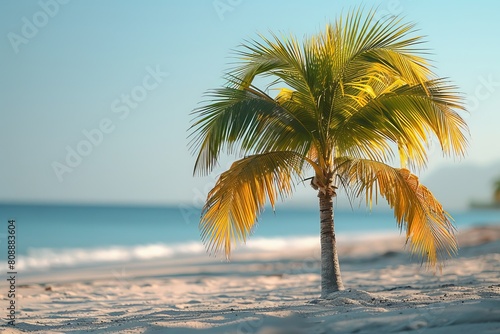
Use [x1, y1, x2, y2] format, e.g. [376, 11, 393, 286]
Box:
[3, 225, 500, 333]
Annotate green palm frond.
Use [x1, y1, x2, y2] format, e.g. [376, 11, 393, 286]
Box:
[200, 151, 305, 257]
[330, 9, 430, 83]
[235, 33, 315, 103]
[337, 158, 457, 266]
[189, 84, 314, 175]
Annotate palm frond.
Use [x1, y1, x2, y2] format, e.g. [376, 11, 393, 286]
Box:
[336, 158, 457, 267]
[332, 9, 431, 86]
[200, 151, 305, 257]
[233, 33, 318, 113]
[334, 79, 468, 169]
[189, 85, 314, 175]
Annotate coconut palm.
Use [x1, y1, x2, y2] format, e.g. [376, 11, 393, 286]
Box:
[189, 9, 468, 297]
[494, 178, 500, 204]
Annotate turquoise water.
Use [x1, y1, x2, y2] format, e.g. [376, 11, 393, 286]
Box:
[0, 204, 498, 272]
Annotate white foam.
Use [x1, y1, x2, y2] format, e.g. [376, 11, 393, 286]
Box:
[18, 236, 325, 272]
[17, 232, 402, 272]
[17, 241, 204, 272]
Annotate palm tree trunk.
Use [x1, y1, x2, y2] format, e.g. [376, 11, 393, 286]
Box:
[319, 191, 344, 297]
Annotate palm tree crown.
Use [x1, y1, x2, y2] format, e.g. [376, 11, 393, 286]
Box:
[494, 178, 500, 204]
[189, 9, 468, 295]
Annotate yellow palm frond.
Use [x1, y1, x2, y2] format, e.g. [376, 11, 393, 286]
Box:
[337, 158, 457, 267]
[335, 79, 468, 169]
[200, 151, 304, 257]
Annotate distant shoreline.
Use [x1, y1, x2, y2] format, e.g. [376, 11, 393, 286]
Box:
[469, 201, 500, 210]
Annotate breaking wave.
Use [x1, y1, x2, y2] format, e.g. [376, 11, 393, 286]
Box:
[18, 236, 321, 271]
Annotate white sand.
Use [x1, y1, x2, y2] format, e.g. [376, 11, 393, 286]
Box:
[3, 225, 500, 333]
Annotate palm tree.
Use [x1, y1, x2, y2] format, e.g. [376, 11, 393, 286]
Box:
[189, 9, 468, 297]
[494, 178, 500, 205]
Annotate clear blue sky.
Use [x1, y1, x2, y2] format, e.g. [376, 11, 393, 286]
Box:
[1, 0, 499, 207]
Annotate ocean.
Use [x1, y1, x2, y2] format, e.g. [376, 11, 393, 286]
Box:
[0, 204, 499, 273]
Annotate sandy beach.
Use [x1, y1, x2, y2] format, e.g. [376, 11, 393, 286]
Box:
[3, 225, 500, 333]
